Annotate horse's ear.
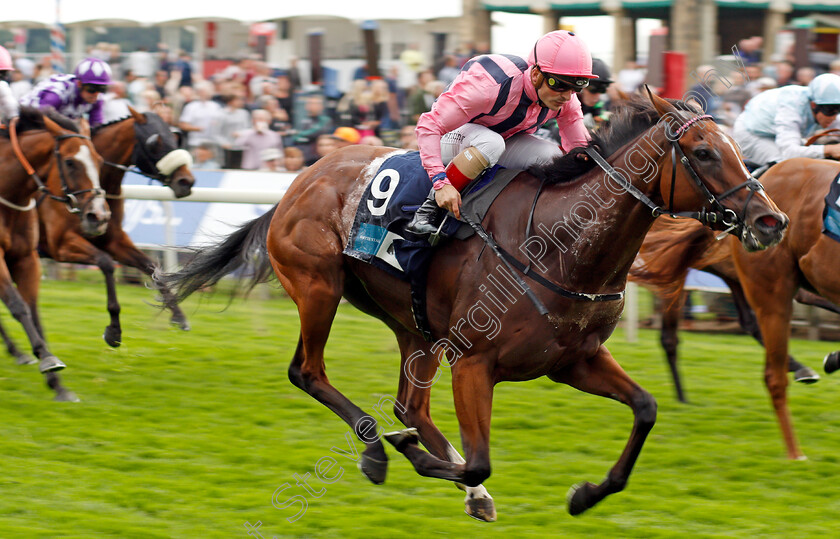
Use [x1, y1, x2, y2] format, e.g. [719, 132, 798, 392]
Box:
[615, 88, 631, 102]
[644, 85, 678, 117]
[128, 105, 147, 124]
[78, 118, 91, 138]
[684, 97, 704, 114]
[42, 115, 63, 137]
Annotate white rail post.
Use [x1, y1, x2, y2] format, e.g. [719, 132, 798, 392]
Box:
[162, 200, 178, 272]
[624, 281, 638, 342]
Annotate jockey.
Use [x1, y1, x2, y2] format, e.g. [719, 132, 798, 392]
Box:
[732, 73, 840, 166]
[580, 58, 613, 130]
[407, 30, 596, 235]
[0, 46, 19, 124]
[20, 57, 112, 127]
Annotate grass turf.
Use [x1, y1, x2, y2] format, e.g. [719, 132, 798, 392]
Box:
[1, 276, 839, 538]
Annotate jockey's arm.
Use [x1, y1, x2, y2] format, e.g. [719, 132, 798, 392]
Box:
[555, 96, 590, 152]
[773, 102, 826, 160]
[32, 90, 63, 112]
[416, 70, 494, 183]
[0, 82, 19, 121]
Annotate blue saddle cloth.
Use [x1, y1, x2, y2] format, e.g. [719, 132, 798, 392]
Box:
[823, 172, 840, 243]
[343, 150, 503, 282]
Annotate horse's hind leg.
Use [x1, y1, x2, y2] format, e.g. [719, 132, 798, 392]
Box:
[393, 330, 495, 521]
[549, 345, 657, 515]
[725, 277, 818, 383]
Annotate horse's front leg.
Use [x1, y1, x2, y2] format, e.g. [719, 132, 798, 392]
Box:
[9, 252, 78, 401]
[54, 236, 122, 347]
[104, 229, 190, 331]
[549, 345, 657, 515]
[393, 331, 495, 521]
[0, 251, 66, 376]
[386, 359, 495, 489]
[659, 289, 687, 402]
[0, 313, 36, 365]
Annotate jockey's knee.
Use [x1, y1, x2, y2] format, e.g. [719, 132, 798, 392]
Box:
[470, 131, 505, 166]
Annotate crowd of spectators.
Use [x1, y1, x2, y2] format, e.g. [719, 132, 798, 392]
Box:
[5, 41, 484, 173]
[9, 36, 834, 172]
[610, 35, 840, 131]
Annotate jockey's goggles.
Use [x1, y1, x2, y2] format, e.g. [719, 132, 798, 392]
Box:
[815, 103, 840, 116]
[585, 80, 611, 93]
[82, 83, 107, 94]
[540, 70, 590, 93]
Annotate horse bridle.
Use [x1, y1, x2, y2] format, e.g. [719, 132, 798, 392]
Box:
[584, 113, 764, 240]
[8, 118, 105, 214]
[102, 119, 182, 186]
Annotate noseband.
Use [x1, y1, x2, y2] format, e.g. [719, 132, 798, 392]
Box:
[585, 113, 764, 239]
[8, 118, 105, 214]
[52, 133, 106, 213]
[102, 118, 192, 187]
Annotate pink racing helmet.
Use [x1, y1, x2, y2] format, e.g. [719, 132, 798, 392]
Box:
[528, 31, 596, 92]
[0, 46, 14, 71]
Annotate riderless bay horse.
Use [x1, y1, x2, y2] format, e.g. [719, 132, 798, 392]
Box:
[0, 107, 110, 401]
[631, 218, 827, 402]
[0, 108, 194, 359]
[161, 93, 787, 519]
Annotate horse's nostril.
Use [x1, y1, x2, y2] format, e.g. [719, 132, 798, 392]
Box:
[759, 215, 779, 229]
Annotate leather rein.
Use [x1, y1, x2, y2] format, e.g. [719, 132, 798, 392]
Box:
[7, 117, 104, 213]
[465, 113, 763, 320]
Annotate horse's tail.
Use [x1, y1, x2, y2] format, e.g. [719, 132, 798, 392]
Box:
[630, 217, 729, 299]
[158, 204, 277, 304]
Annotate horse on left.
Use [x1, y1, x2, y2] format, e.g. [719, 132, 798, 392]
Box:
[0, 106, 110, 401]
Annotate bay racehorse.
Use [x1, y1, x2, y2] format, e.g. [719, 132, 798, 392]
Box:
[0, 107, 110, 400]
[0, 107, 194, 359]
[631, 217, 826, 402]
[161, 93, 787, 519]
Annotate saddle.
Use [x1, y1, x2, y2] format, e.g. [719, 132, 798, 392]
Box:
[344, 150, 521, 340]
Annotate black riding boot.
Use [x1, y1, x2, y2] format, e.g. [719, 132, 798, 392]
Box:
[406, 189, 444, 236]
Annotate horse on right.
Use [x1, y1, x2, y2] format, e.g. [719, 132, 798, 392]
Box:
[636, 157, 840, 460]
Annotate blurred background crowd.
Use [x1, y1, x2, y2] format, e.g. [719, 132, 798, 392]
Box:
[3, 33, 834, 174]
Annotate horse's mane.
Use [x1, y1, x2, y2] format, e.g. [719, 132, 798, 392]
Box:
[629, 217, 731, 299]
[2, 106, 81, 135]
[91, 115, 132, 133]
[530, 96, 698, 184]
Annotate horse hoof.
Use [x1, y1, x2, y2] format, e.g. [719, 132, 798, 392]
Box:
[465, 497, 497, 522]
[54, 390, 80, 402]
[103, 327, 122, 348]
[39, 356, 66, 373]
[567, 481, 596, 516]
[793, 366, 820, 384]
[16, 354, 38, 366]
[358, 454, 388, 485]
[171, 314, 191, 331]
[824, 352, 840, 374]
[383, 427, 419, 453]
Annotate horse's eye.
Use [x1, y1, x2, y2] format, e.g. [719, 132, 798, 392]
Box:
[64, 159, 76, 169]
[694, 149, 713, 161]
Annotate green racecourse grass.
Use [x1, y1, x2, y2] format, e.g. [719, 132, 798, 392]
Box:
[1, 275, 840, 538]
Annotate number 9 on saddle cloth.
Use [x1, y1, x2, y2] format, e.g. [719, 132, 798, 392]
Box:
[344, 150, 520, 339]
